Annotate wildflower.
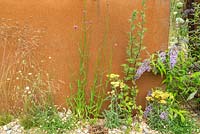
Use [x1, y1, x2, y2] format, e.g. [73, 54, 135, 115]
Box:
[169, 45, 179, 69]
[134, 59, 151, 80]
[173, 11, 178, 15]
[28, 73, 32, 75]
[176, 17, 185, 24]
[161, 92, 170, 100]
[111, 90, 115, 95]
[146, 96, 153, 101]
[143, 105, 152, 118]
[119, 82, 126, 89]
[159, 112, 168, 120]
[6, 78, 10, 81]
[110, 81, 120, 88]
[158, 51, 166, 63]
[107, 74, 120, 80]
[48, 56, 52, 60]
[183, 9, 194, 16]
[25, 86, 30, 90]
[73, 25, 78, 30]
[159, 100, 167, 104]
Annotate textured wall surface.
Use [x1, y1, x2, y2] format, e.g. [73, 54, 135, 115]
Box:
[0, 0, 170, 110]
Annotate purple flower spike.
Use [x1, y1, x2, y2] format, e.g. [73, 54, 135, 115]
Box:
[184, 9, 194, 16]
[169, 45, 179, 69]
[134, 59, 151, 80]
[143, 105, 152, 118]
[159, 112, 168, 120]
[158, 51, 166, 63]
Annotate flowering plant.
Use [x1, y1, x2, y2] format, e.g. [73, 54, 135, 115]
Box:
[105, 74, 136, 125]
[146, 89, 174, 105]
[144, 88, 196, 133]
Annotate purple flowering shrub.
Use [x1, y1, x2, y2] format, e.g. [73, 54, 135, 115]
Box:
[134, 44, 181, 80]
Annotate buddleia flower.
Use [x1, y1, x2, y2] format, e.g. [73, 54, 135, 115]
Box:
[169, 45, 179, 69]
[134, 59, 151, 80]
[158, 51, 166, 63]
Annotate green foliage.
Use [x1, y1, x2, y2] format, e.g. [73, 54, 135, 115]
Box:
[188, 2, 200, 60]
[151, 47, 200, 110]
[20, 105, 76, 133]
[0, 113, 13, 126]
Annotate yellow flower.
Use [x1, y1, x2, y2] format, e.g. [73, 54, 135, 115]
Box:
[146, 96, 153, 101]
[160, 100, 167, 104]
[107, 74, 120, 79]
[110, 81, 120, 88]
[161, 93, 170, 100]
[120, 82, 126, 89]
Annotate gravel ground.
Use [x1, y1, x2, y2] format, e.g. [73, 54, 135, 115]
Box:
[0, 119, 159, 134]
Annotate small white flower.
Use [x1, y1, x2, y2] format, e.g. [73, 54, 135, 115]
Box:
[6, 78, 10, 81]
[176, 17, 185, 24]
[28, 73, 32, 75]
[48, 56, 52, 60]
[173, 12, 178, 15]
[25, 86, 30, 90]
[16, 77, 19, 80]
[28, 91, 31, 94]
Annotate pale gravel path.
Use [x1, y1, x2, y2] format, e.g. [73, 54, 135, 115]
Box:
[0, 119, 158, 134]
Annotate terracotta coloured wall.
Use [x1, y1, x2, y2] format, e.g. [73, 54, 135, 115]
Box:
[0, 0, 170, 110]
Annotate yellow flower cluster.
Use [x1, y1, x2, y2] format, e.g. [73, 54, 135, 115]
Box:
[110, 81, 120, 88]
[106, 74, 120, 80]
[146, 90, 173, 104]
[110, 81, 126, 89]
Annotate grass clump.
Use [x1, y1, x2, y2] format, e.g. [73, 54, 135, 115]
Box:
[0, 113, 14, 126]
[20, 105, 76, 133]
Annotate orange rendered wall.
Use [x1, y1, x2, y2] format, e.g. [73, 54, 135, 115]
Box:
[0, 0, 170, 110]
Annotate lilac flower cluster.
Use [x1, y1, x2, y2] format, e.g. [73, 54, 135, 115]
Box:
[159, 111, 168, 120]
[143, 105, 152, 118]
[184, 8, 194, 16]
[147, 90, 152, 97]
[134, 59, 151, 80]
[158, 51, 166, 63]
[169, 45, 179, 69]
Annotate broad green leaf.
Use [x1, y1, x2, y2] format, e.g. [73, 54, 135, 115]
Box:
[187, 90, 198, 101]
